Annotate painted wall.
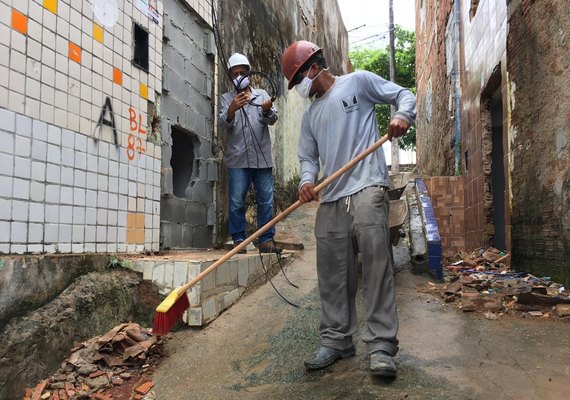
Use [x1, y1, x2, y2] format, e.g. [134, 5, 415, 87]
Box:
[0, 0, 163, 254]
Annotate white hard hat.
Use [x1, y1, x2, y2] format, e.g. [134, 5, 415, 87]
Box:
[227, 53, 251, 70]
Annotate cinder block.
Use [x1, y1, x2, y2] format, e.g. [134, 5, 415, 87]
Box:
[163, 261, 174, 288]
[152, 262, 165, 285]
[215, 262, 231, 286]
[143, 261, 154, 280]
[237, 258, 249, 287]
[184, 202, 207, 226]
[188, 283, 201, 305]
[206, 158, 218, 182]
[188, 307, 202, 326]
[201, 269, 215, 293]
[224, 288, 240, 309]
[133, 260, 144, 273]
[173, 261, 188, 287]
[202, 297, 217, 323]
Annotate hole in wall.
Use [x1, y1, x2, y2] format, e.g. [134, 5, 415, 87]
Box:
[133, 23, 149, 71]
[170, 126, 200, 198]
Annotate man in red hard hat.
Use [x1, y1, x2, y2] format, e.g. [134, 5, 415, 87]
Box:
[218, 53, 281, 254]
[280, 40, 416, 377]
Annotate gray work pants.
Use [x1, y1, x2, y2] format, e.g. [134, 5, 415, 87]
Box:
[314, 186, 399, 356]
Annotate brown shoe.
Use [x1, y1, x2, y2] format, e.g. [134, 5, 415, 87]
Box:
[257, 240, 282, 254]
[233, 240, 246, 254]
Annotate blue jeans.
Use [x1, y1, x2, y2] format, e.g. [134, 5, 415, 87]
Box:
[228, 167, 275, 244]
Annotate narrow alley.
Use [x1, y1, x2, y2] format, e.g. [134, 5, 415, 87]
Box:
[151, 201, 570, 400]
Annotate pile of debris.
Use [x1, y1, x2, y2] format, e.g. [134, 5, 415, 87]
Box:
[23, 323, 164, 400]
[426, 247, 570, 320]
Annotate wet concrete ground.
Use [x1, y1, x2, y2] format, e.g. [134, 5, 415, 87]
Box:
[151, 202, 570, 400]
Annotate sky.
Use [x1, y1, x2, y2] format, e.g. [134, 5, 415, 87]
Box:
[337, 0, 416, 49]
[337, 0, 417, 164]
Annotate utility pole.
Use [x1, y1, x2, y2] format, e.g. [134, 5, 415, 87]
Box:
[389, 0, 400, 173]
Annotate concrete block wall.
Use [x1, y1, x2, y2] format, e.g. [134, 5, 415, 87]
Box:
[132, 252, 288, 325]
[0, 0, 163, 254]
[160, 0, 216, 249]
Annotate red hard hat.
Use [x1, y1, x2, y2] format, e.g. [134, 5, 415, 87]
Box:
[281, 40, 322, 90]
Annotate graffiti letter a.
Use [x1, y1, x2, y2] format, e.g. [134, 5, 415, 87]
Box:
[95, 97, 119, 146]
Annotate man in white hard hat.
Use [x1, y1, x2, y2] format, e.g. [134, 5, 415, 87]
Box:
[218, 53, 281, 254]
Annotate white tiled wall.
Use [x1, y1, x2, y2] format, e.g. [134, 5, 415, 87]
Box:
[0, 0, 164, 254]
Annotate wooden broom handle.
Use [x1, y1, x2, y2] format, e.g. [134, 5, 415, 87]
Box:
[178, 134, 390, 294]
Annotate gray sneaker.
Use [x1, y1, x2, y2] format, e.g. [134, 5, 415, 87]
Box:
[304, 345, 356, 370]
[369, 351, 397, 377]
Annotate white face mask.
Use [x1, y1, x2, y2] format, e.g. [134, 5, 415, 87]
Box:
[294, 68, 325, 98]
[233, 75, 250, 90]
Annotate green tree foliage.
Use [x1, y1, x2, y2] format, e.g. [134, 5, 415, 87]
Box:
[349, 26, 416, 150]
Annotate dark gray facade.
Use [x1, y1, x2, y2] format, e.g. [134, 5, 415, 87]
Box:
[160, 0, 217, 249]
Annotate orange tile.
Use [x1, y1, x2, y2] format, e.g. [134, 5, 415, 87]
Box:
[113, 68, 123, 85]
[68, 41, 81, 63]
[93, 22, 104, 44]
[127, 212, 137, 229]
[139, 82, 148, 99]
[44, 0, 58, 14]
[127, 228, 137, 244]
[135, 229, 145, 244]
[11, 9, 28, 35]
[136, 213, 145, 229]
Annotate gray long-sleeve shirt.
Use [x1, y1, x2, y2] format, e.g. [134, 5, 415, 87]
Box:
[298, 70, 416, 203]
[218, 88, 278, 168]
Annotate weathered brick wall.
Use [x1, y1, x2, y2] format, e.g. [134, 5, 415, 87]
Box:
[423, 176, 465, 255]
[460, 1, 508, 252]
[507, 0, 570, 285]
[415, 0, 454, 175]
[417, 0, 509, 252]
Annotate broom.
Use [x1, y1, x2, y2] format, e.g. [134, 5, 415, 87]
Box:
[152, 134, 391, 335]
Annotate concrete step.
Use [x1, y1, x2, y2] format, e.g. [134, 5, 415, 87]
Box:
[127, 251, 293, 326]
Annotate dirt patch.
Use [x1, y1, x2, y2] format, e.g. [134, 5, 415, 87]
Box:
[0, 269, 160, 399]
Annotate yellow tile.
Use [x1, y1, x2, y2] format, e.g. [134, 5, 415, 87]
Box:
[44, 0, 58, 14]
[93, 22, 104, 44]
[139, 82, 148, 99]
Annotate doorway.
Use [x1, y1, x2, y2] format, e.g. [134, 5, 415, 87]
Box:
[481, 64, 507, 251]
